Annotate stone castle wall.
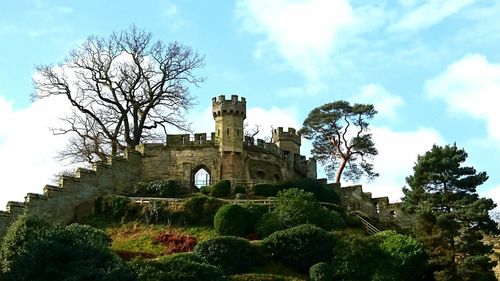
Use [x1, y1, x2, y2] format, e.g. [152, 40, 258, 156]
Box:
[333, 184, 415, 228]
[0, 150, 142, 238]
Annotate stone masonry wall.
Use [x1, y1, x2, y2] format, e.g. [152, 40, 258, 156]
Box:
[0, 150, 142, 238]
[138, 143, 221, 191]
[335, 184, 415, 229]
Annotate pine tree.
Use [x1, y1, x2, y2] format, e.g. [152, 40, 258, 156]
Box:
[402, 144, 499, 281]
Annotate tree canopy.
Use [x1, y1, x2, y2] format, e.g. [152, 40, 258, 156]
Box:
[33, 26, 204, 163]
[299, 100, 378, 183]
[402, 144, 499, 281]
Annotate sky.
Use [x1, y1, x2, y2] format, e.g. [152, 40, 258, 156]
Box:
[0, 0, 499, 210]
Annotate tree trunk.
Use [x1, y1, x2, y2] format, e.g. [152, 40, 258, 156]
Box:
[336, 157, 348, 183]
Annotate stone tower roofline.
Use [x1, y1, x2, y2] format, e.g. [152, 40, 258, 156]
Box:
[212, 94, 246, 118]
[272, 126, 301, 146]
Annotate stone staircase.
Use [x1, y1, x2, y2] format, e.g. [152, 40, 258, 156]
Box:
[0, 150, 142, 238]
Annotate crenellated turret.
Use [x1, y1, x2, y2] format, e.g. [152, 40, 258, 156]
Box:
[212, 95, 246, 153]
[272, 127, 301, 155]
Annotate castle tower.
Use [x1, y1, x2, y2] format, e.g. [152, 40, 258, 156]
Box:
[272, 127, 301, 155]
[212, 95, 246, 153]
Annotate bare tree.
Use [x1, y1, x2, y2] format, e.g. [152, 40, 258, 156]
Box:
[244, 123, 260, 138]
[34, 26, 204, 163]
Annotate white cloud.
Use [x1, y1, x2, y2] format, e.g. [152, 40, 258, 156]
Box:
[354, 126, 444, 202]
[353, 84, 404, 120]
[0, 95, 72, 210]
[390, 0, 475, 31]
[426, 54, 500, 142]
[236, 0, 357, 81]
[483, 185, 500, 212]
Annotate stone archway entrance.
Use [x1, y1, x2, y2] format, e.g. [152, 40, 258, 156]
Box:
[192, 165, 211, 188]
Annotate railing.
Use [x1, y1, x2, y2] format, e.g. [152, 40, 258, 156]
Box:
[128, 197, 381, 235]
[348, 211, 381, 235]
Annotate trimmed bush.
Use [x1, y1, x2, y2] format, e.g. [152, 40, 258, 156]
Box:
[230, 273, 302, 281]
[262, 224, 336, 273]
[315, 208, 346, 230]
[234, 185, 246, 194]
[159, 252, 201, 263]
[252, 184, 281, 197]
[200, 186, 211, 195]
[179, 195, 225, 225]
[0, 214, 50, 275]
[284, 178, 340, 204]
[1, 217, 135, 281]
[132, 180, 181, 197]
[131, 258, 227, 281]
[374, 230, 428, 281]
[330, 234, 386, 281]
[243, 203, 267, 231]
[193, 236, 260, 274]
[210, 180, 232, 197]
[214, 204, 251, 236]
[309, 262, 334, 281]
[274, 188, 345, 230]
[255, 212, 285, 238]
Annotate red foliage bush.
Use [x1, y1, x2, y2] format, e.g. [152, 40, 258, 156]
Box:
[154, 232, 197, 254]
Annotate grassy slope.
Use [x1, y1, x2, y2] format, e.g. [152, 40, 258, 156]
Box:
[85, 217, 307, 280]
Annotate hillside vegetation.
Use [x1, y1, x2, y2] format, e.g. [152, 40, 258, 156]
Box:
[0, 178, 498, 281]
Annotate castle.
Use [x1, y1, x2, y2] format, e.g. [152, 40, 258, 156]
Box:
[138, 95, 317, 190]
[0, 95, 413, 237]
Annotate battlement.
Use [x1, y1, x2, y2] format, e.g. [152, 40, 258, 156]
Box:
[272, 127, 301, 145]
[212, 95, 246, 118]
[271, 127, 301, 154]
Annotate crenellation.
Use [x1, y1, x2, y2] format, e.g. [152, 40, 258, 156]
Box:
[43, 185, 61, 197]
[25, 193, 47, 203]
[272, 126, 301, 154]
[7, 201, 26, 217]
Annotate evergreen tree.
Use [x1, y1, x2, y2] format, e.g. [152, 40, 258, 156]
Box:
[299, 101, 378, 183]
[402, 144, 499, 281]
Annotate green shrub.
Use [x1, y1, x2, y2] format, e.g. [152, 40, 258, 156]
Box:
[309, 262, 333, 281]
[214, 204, 251, 236]
[374, 230, 428, 281]
[131, 258, 227, 281]
[200, 186, 211, 195]
[252, 184, 282, 197]
[179, 195, 225, 225]
[330, 233, 386, 281]
[132, 180, 181, 197]
[193, 236, 261, 274]
[1, 217, 135, 281]
[262, 224, 336, 273]
[284, 178, 340, 204]
[210, 180, 232, 197]
[243, 203, 267, 231]
[158, 252, 201, 263]
[273, 188, 345, 230]
[234, 185, 246, 194]
[230, 273, 302, 281]
[315, 208, 346, 230]
[95, 195, 131, 220]
[255, 212, 285, 238]
[0, 214, 49, 275]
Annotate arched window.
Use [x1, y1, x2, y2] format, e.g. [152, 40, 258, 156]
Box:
[273, 174, 281, 182]
[256, 171, 266, 181]
[194, 168, 211, 188]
